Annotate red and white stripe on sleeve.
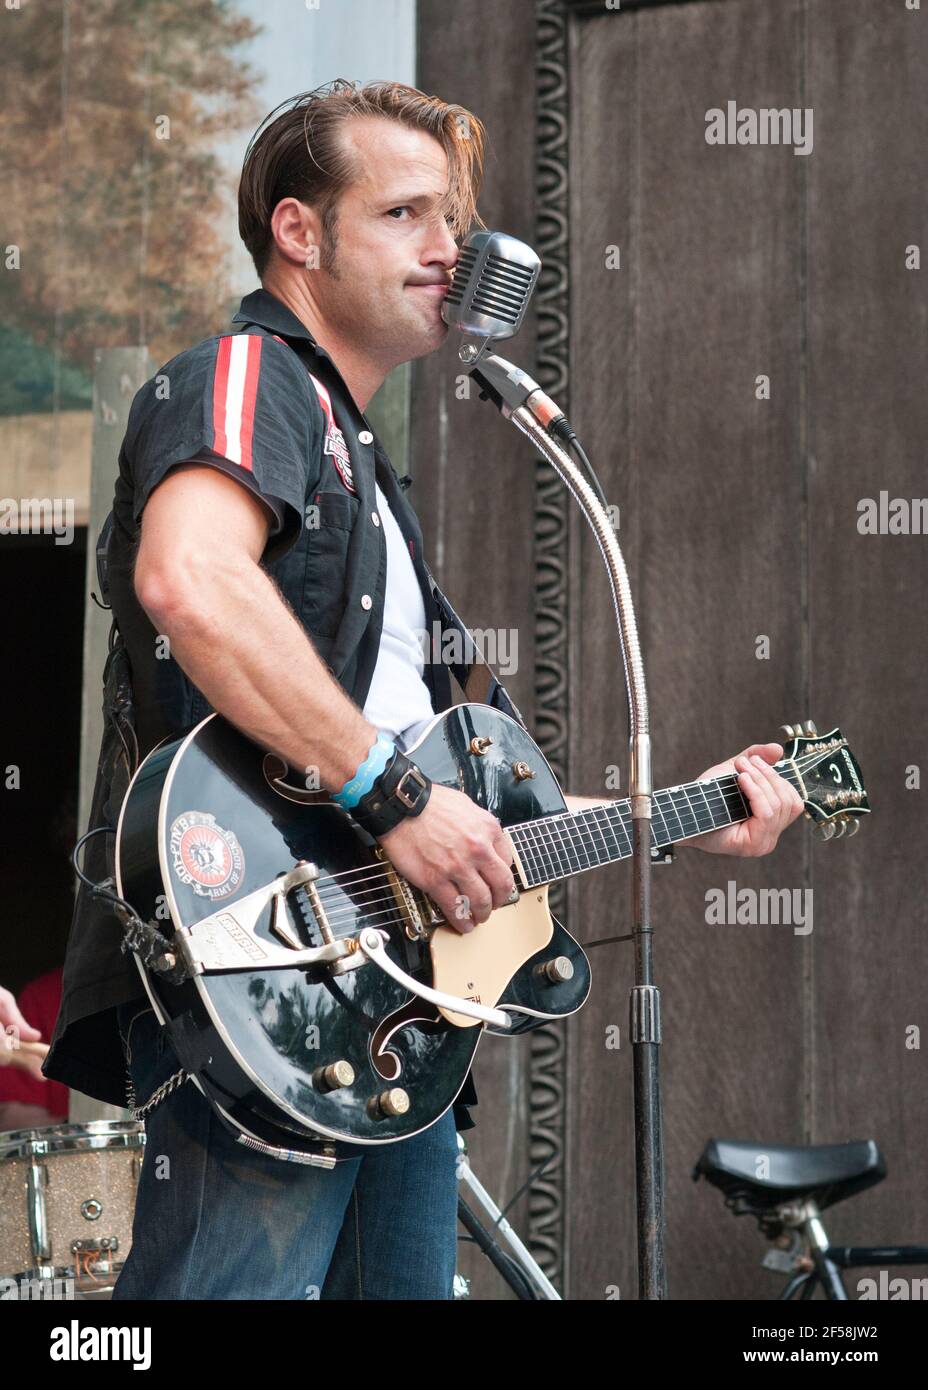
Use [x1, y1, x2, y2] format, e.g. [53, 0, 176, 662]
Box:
[210, 335, 264, 471]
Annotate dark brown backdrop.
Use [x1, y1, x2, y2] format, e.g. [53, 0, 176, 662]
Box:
[415, 0, 927, 1300]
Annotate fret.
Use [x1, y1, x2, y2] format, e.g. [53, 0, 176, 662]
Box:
[651, 793, 673, 846]
[675, 789, 711, 828]
[519, 822, 547, 885]
[510, 758, 782, 891]
[566, 813, 599, 869]
[669, 787, 700, 837]
[567, 813, 593, 871]
[703, 777, 732, 826]
[605, 806, 633, 856]
[659, 788, 687, 841]
[690, 780, 717, 830]
[616, 801, 658, 857]
[524, 820, 558, 884]
[512, 824, 543, 887]
[719, 773, 749, 820]
[582, 807, 613, 865]
[550, 815, 585, 875]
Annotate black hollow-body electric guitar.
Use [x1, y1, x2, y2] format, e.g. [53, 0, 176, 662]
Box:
[115, 706, 868, 1164]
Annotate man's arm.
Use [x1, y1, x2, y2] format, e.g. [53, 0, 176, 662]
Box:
[134, 464, 517, 929]
[135, 462, 374, 792]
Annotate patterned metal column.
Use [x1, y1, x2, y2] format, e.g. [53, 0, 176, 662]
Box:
[529, 0, 572, 1287]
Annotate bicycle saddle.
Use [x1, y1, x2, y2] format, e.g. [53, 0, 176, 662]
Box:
[692, 1138, 886, 1212]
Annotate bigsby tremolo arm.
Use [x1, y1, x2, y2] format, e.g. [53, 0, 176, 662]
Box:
[178, 861, 350, 975]
[172, 863, 512, 1028]
[354, 928, 512, 1029]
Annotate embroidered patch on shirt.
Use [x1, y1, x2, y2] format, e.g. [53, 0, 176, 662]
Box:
[324, 424, 357, 494]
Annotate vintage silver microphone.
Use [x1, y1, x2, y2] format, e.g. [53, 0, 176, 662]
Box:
[443, 230, 608, 508]
[442, 230, 574, 439]
[441, 229, 540, 341]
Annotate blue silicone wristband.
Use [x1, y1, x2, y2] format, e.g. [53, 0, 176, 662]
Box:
[332, 732, 396, 809]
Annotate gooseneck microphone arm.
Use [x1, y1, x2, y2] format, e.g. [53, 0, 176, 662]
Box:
[462, 345, 667, 1303]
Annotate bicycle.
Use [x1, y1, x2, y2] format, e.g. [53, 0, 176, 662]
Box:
[693, 1138, 928, 1299]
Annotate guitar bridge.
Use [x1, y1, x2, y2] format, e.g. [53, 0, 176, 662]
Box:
[374, 848, 443, 940]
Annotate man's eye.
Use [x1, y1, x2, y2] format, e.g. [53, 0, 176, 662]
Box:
[386, 206, 411, 219]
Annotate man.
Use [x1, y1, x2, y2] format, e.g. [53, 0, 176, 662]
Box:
[44, 80, 802, 1300]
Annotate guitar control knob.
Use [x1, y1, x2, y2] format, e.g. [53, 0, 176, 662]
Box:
[368, 1088, 410, 1120]
[313, 1060, 355, 1093]
[534, 956, 574, 984]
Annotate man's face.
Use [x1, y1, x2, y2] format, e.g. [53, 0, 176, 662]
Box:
[307, 117, 461, 367]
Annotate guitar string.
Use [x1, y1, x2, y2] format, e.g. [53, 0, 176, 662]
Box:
[282, 752, 847, 937]
[300, 752, 837, 911]
[304, 749, 830, 902]
[307, 780, 748, 912]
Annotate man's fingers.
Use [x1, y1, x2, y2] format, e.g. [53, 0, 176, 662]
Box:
[749, 753, 804, 818]
[739, 743, 783, 765]
[0, 988, 43, 1040]
[737, 756, 777, 819]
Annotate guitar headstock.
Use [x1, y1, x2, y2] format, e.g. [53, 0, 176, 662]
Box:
[779, 722, 870, 840]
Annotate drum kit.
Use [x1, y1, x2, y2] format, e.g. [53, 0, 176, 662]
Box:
[0, 1120, 144, 1299]
[0, 1117, 554, 1300]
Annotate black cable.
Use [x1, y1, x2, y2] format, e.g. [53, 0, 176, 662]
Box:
[497, 1155, 557, 1223]
[70, 825, 114, 890]
[559, 429, 611, 513]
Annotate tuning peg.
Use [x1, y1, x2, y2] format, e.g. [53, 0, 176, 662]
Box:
[819, 821, 836, 841]
[845, 817, 860, 838]
[833, 818, 847, 839]
[781, 724, 800, 739]
[802, 720, 818, 736]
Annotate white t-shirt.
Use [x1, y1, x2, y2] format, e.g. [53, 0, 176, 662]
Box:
[361, 481, 436, 750]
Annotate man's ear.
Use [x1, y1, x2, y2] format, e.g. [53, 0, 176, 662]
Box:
[270, 197, 323, 270]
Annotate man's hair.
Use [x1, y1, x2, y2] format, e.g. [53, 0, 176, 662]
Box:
[238, 79, 487, 277]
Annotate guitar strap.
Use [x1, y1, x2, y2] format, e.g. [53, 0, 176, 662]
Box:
[419, 551, 528, 732]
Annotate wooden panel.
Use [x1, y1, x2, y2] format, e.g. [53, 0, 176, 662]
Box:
[567, 0, 807, 1299]
[415, 0, 541, 1299]
[419, 0, 927, 1302]
[805, 0, 928, 1278]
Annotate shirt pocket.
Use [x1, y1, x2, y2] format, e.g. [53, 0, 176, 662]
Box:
[302, 489, 361, 637]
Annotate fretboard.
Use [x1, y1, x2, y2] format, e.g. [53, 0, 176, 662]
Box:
[508, 763, 802, 889]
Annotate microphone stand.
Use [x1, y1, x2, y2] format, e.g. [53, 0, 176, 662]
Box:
[462, 345, 667, 1300]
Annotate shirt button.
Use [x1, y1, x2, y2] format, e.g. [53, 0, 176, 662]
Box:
[360, 594, 373, 610]
[371, 511, 380, 527]
[358, 429, 373, 445]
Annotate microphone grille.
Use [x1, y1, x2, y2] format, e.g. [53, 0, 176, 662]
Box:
[443, 231, 541, 338]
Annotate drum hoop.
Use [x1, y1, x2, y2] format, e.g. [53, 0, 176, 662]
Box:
[0, 1121, 144, 1161]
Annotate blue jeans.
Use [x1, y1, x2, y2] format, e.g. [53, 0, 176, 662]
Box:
[111, 1002, 459, 1300]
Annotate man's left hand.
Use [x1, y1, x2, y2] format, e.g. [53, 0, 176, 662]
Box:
[685, 743, 804, 857]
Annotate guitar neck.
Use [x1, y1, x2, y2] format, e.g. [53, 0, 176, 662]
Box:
[508, 761, 803, 889]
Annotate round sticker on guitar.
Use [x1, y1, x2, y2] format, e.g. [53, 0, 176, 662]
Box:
[169, 811, 245, 900]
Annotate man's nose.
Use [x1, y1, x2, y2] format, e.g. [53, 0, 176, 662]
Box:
[425, 214, 460, 269]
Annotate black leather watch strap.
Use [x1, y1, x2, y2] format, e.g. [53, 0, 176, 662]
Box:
[349, 749, 432, 838]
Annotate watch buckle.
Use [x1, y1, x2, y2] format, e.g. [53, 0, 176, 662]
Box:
[395, 765, 427, 809]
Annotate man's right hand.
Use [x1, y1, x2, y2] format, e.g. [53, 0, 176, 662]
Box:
[377, 784, 517, 933]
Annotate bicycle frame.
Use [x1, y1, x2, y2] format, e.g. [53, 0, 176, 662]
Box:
[771, 1200, 928, 1300]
